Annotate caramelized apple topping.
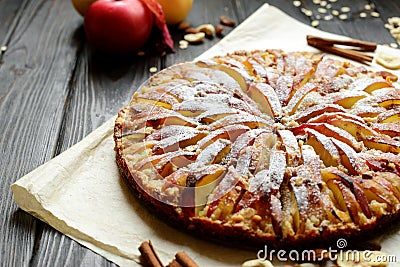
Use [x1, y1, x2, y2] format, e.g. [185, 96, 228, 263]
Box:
[115, 49, 400, 249]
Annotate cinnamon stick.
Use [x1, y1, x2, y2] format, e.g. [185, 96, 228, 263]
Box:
[313, 44, 374, 63]
[167, 259, 183, 267]
[175, 251, 199, 267]
[306, 35, 376, 64]
[307, 35, 377, 52]
[139, 241, 164, 267]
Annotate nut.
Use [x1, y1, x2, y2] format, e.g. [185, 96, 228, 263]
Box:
[241, 259, 274, 267]
[220, 15, 236, 27]
[179, 40, 189, 49]
[185, 27, 199, 34]
[184, 32, 206, 43]
[215, 24, 224, 37]
[196, 24, 216, 36]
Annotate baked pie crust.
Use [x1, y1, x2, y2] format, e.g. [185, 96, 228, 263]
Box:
[114, 50, 400, 249]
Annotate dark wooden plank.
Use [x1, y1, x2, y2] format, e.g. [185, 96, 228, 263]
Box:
[0, 0, 83, 266]
[30, 1, 252, 266]
[2, 0, 397, 266]
[300, 0, 396, 44]
[0, 0, 26, 46]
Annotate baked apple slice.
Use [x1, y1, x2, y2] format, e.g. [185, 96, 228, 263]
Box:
[290, 166, 326, 234]
[320, 168, 367, 223]
[363, 135, 400, 153]
[197, 108, 242, 124]
[199, 57, 251, 91]
[247, 83, 282, 118]
[377, 107, 400, 123]
[378, 172, 400, 199]
[194, 138, 231, 166]
[204, 166, 244, 220]
[357, 176, 400, 212]
[209, 113, 273, 130]
[277, 129, 301, 166]
[135, 151, 197, 177]
[291, 123, 362, 152]
[349, 77, 393, 93]
[371, 123, 400, 137]
[132, 108, 198, 130]
[181, 164, 227, 215]
[285, 82, 318, 115]
[275, 75, 293, 104]
[361, 153, 400, 176]
[249, 132, 277, 174]
[325, 117, 377, 141]
[305, 129, 340, 167]
[329, 90, 369, 108]
[314, 58, 344, 78]
[330, 138, 369, 175]
[197, 124, 250, 149]
[151, 130, 208, 154]
[289, 104, 346, 123]
[350, 102, 386, 118]
[228, 128, 270, 162]
[308, 111, 366, 124]
[300, 144, 321, 180]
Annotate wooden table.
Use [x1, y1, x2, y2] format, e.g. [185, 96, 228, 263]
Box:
[1, 0, 400, 266]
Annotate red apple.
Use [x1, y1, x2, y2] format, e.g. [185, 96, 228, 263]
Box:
[84, 0, 154, 54]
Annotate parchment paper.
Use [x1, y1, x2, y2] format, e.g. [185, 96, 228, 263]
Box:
[12, 4, 400, 266]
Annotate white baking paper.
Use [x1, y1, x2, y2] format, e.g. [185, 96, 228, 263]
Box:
[12, 4, 400, 267]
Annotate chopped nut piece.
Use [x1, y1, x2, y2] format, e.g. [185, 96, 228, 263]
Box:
[179, 40, 189, 49]
[196, 24, 216, 36]
[371, 11, 380, 18]
[360, 12, 367, 18]
[324, 15, 333, 20]
[184, 32, 206, 43]
[339, 14, 348, 20]
[149, 67, 158, 73]
[311, 20, 320, 27]
[317, 7, 327, 13]
[215, 24, 224, 37]
[220, 15, 236, 27]
[364, 4, 372, 10]
[332, 9, 339, 16]
[185, 27, 199, 34]
[341, 6, 351, 13]
[293, 0, 301, 7]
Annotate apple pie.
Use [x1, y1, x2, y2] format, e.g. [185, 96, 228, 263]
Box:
[114, 50, 400, 249]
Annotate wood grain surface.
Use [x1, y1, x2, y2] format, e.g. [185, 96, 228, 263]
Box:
[1, 0, 399, 266]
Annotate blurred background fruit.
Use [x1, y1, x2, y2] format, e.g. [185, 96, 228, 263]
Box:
[155, 0, 193, 25]
[84, 0, 154, 54]
[71, 0, 97, 16]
